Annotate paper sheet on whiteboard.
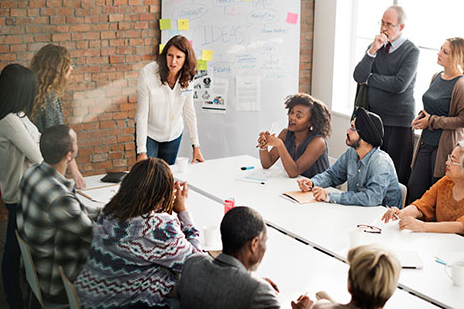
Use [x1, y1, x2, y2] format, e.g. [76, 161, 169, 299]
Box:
[236, 76, 260, 111]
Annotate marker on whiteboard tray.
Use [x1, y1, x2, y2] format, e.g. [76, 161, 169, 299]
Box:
[241, 166, 254, 170]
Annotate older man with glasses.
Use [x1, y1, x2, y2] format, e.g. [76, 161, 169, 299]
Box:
[297, 108, 401, 208]
[353, 5, 419, 186]
[382, 141, 464, 234]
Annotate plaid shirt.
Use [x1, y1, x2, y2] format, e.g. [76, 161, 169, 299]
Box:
[17, 162, 97, 297]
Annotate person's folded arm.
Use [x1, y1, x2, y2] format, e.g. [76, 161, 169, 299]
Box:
[353, 49, 375, 83]
[367, 47, 419, 93]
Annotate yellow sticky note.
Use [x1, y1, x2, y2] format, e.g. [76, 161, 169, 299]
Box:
[197, 60, 207, 71]
[159, 19, 171, 30]
[178, 19, 189, 30]
[202, 50, 213, 61]
[159, 44, 165, 54]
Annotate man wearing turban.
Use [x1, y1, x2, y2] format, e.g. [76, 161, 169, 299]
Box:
[297, 108, 401, 207]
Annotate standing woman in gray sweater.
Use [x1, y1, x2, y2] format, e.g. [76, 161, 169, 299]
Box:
[0, 64, 42, 309]
[409, 37, 464, 203]
[30, 44, 86, 188]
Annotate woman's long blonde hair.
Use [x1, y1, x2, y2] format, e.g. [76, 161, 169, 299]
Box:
[30, 44, 71, 119]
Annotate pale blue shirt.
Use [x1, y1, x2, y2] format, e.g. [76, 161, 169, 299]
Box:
[311, 147, 401, 207]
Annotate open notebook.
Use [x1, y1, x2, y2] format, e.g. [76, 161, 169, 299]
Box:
[281, 191, 316, 204]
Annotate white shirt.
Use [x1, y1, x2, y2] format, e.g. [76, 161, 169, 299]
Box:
[136, 62, 200, 154]
[0, 113, 42, 203]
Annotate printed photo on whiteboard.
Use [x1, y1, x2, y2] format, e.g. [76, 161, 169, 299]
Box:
[236, 76, 261, 111]
[201, 77, 228, 114]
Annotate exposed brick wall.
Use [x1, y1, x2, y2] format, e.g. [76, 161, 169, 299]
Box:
[0, 0, 314, 175]
[299, 0, 314, 93]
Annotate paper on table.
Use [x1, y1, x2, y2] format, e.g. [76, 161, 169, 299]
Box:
[281, 191, 316, 204]
[394, 250, 423, 269]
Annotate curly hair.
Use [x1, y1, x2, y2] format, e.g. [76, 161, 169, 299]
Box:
[30, 44, 71, 119]
[284, 93, 332, 138]
[157, 35, 197, 88]
[103, 158, 175, 223]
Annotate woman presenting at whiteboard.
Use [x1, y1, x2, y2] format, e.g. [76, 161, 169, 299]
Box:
[257, 93, 331, 178]
[136, 35, 204, 165]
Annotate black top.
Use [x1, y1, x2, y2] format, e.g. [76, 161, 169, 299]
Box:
[283, 130, 329, 178]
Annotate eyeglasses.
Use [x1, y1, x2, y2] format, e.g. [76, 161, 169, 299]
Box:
[357, 224, 382, 234]
[447, 154, 462, 166]
[379, 20, 399, 29]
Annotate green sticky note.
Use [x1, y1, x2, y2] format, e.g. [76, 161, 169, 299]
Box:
[178, 19, 189, 30]
[159, 19, 171, 30]
[159, 44, 165, 54]
[202, 49, 213, 61]
[197, 59, 207, 71]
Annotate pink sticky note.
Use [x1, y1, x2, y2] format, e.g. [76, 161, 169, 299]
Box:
[286, 12, 298, 24]
[189, 40, 193, 46]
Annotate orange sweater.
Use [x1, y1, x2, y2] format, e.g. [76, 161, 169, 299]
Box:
[413, 176, 464, 226]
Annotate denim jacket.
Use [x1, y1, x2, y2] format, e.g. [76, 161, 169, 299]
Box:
[311, 147, 401, 207]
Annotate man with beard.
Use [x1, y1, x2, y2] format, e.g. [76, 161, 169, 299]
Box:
[177, 206, 312, 309]
[297, 108, 400, 207]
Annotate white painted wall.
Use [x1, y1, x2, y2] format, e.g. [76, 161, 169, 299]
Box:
[312, 0, 350, 159]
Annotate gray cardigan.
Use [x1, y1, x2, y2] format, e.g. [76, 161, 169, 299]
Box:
[412, 73, 464, 177]
[354, 39, 419, 127]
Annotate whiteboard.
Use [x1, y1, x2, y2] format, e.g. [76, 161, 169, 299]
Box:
[161, 0, 300, 159]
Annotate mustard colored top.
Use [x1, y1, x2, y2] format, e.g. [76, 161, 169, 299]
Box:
[413, 176, 464, 226]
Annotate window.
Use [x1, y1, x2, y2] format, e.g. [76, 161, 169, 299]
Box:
[329, 0, 464, 116]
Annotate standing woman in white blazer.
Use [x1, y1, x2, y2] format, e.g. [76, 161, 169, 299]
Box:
[136, 35, 204, 165]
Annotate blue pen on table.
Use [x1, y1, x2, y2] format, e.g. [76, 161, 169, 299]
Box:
[241, 166, 254, 170]
[435, 256, 447, 266]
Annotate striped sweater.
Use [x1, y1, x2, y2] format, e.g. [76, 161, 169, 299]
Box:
[74, 210, 202, 309]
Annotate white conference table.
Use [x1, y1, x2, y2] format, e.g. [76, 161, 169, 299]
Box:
[169, 155, 464, 309]
[78, 176, 437, 309]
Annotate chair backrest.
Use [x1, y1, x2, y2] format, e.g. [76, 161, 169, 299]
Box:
[59, 266, 82, 309]
[15, 230, 45, 305]
[399, 183, 407, 209]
